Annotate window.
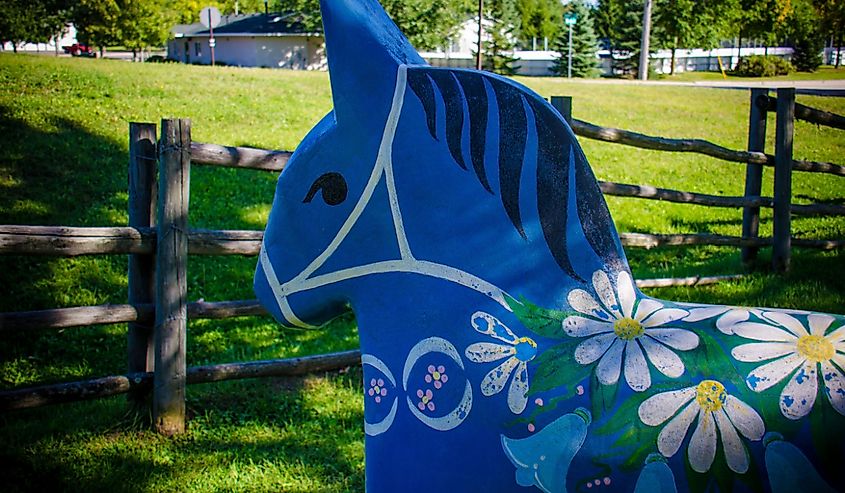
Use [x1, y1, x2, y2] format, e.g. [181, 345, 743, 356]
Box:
[194, 42, 201, 57]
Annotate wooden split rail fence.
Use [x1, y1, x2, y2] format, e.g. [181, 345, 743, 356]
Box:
[552, 88, 845, 271]
[0, 88, 843, 435]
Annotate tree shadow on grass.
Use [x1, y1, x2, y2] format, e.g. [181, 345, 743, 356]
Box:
[0, 106, 133, 311]
[0, 372, 365, 493]
[0, 107, 140, 386]
[794, 194, 845, 206]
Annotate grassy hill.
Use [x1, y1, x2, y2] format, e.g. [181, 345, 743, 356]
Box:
[0, 53, 843, 492]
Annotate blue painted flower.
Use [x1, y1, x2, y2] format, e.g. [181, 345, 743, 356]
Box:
[465, 311, 537, 414]
[731, 311, 845, 419]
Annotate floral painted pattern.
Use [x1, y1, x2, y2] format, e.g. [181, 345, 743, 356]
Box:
[731, 312, 845, 419]
[425, 365, 448, 389]
[638, 380, 765, 474]
[368, 378, 388, 403]
[417, 388, 435, 411]
[562, 270, 698, 391]
[465, 311, 537, 414]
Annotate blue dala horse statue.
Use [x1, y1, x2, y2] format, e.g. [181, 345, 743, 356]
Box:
[254, 0, 845, 491]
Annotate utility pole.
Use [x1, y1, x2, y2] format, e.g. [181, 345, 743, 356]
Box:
[568, 25, 572, 78]
[638, 0, 653, 80]
[564, 13, 577, 78]
[476, 0, 483, 70]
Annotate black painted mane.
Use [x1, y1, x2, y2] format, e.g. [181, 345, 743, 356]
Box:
[406, 66, 626, 281]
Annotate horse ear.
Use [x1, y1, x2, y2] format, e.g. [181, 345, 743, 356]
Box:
[318, 0, 425, 126]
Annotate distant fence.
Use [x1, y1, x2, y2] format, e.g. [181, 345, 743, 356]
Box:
[0, 88, 843, 435]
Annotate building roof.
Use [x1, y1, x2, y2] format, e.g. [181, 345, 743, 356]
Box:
[173, 12, 322, 38]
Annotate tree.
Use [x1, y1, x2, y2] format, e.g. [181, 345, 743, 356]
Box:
[595, 0, 643, 75]
[115, 0, 176, 58]
[40, 0, 74, 53]
[72, 0, 121, 54]
[739, 0, 794, 53]
[814, 0, 845, 67]
[517, 0, 564, 49]
[481, 0, 522, 75]
[381, 0, 470, 52]
[654, 0, 740, 74]
[787, 0, 825, 71]
[272, 0, 470, 51]
[173, 0, 268, 24]
[550, 0, 601, 77]
[0, 0, 70, 52]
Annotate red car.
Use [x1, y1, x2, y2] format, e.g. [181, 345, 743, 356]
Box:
[62, 44, 95, 57]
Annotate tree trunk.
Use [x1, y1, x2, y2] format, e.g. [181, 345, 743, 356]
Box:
[670, 41, 677, 75]
[12, 43, 18, 53]
[837, 28, 842, 68]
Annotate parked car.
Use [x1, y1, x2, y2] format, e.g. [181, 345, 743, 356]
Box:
[62, 44, 95, 57]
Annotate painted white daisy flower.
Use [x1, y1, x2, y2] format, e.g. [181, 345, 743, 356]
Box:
[562, 270, 697, 392]
[731, 312, 845, 420]
[682, 303, 811, 335]
[682, 305, 764, 335]
[638, 380, 765, 474]
[465, 311, 537, 414]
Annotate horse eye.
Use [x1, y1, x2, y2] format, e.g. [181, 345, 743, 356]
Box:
[303, 172, 348, 206]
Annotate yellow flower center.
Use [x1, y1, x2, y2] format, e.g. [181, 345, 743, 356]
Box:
[696, 380, 727, 413]
[432, 371, 441, 381]
[796, 334, 835, 363]
[613, 317, 644, 340]
[422, 395, 430, 404]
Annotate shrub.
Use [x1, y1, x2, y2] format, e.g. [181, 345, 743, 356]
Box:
[733, 55, 792, 77]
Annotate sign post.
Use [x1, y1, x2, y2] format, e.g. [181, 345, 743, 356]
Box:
[564, 13, 577, 79]
[199, 6, 222, 66]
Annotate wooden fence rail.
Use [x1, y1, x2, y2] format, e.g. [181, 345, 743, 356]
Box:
[4, 224, 844, 260]
[0, 300, 265, 332]
[0, 349, 362, 411]
[0, 226, 263, 256]
[762, 94, 845, 130]
[1, 89, 843, 435]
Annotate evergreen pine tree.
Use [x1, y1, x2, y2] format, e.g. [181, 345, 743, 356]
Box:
[481, 0, 522, 75]
[787, 0, 824, 72]
[594, 0, 641, 76]
[550, 0, 600, 77]
[614, 1, 643, 76]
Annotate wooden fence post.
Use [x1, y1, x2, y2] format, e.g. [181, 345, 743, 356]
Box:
[740, 89, 768, 266]
[772, 88, 795, 273]
[127, 123, 158, 407]
[551, 96, 573, 125]
[154, 118, 191, 435]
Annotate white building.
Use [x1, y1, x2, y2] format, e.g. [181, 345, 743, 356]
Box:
[1, 24, 78, 53]
[167, 13, 325, 70]
[420, 18, 797, 77]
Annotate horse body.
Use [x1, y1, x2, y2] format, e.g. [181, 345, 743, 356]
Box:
[255, 1, 845, 491]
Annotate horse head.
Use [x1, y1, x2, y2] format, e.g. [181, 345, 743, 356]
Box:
[255, 1, 845, 491]
[255, 0, 631, 329]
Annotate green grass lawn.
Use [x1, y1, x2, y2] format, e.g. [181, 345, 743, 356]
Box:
[660, 65, 845, 82]
[1, 53, 843, 492]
